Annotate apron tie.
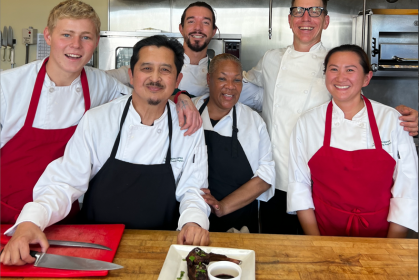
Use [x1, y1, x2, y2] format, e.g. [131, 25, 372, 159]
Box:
[346, 208, 370, 237]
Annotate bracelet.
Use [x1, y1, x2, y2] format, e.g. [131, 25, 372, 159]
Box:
[174, 91, 183, 104]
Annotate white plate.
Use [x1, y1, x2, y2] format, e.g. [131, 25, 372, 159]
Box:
[158, 245, 255, 280]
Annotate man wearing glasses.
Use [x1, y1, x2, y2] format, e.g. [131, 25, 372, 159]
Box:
[242, 0, 418, 235]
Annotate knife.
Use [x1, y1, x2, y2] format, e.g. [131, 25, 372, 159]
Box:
[1, 26, 7, 61]
[1, 235, 111, 251]
[0, 249, 123, 271]
[8, 26, 14, 67]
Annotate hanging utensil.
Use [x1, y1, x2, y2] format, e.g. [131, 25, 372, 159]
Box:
[2, 26, 7, 62]
[8, 26, 15, 68]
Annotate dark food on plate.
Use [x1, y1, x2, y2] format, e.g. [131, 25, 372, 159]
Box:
[186, 247, 241, 280]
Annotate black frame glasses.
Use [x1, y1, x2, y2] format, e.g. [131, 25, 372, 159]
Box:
[290, 7, 327, 17]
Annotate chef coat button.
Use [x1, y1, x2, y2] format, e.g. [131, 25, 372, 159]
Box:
[276, 84, 280, 88]
[313, 55, 317, 59]
[275, 104, 279, 108]
[157, 129, 162, 134]
[304, 90, 308, 94]
[311, 72, 316, 76]
[358, 123, 364, 128]
[297, 109, 302, 114]
[49, 88, 54, 93]
[76, 88, 81, 92]
[272, 144, 276, 149]
[202, 69, 205, 72]
[282, 66, 286, 70]
[335, 122, 339, 126]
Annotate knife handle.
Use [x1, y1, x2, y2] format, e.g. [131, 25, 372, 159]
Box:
[30, 250, 40, 258]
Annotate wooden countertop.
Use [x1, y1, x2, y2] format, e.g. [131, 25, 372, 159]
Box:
[3, 230, 418, 279]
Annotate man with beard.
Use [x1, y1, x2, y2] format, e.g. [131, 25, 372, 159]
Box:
[106, 2, 262, 105]
[1, 35, 211, 266]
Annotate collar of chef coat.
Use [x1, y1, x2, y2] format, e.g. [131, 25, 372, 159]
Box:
[331, 94, 368, 126]
[194, 93, 241, 137]
[289, 41, 324, 53]
[126, 99, 170, 127]
[39, 58, 82, 88]
[183, 53, 209, 66]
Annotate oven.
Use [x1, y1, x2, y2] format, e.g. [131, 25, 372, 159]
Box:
[353, 13, 418, 77]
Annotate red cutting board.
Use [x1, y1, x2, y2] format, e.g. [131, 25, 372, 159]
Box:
[0, 224, 125, 277]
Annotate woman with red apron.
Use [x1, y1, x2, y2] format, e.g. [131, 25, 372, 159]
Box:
[287, 45, 418, 238]
[1, 58, 90, 224]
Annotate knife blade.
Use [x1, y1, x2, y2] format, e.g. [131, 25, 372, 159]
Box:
[8, 26, 14, 67]
[1, 26, 7, 61]
[1, 235, 111, 251]
[29, 250, 123, 271]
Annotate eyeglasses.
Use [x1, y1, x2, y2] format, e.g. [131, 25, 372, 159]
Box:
[290, 7, 327, 17]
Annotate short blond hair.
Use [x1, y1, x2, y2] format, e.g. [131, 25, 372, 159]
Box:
[47, 0, 101, 36]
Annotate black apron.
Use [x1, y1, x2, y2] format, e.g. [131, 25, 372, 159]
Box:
[78, 96, 179, 230]
[199, 98, 258, 233]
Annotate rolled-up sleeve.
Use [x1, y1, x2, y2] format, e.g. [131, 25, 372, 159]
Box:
[176, 129, 211, 230]
[253, 118, 275, 202]
[287, 119, 315, 214]
[387, 123, 418, 232]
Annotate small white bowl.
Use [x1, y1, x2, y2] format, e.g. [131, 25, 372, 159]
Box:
[207, 261, 242, 280]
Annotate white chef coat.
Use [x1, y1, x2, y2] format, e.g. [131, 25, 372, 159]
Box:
[242, 42, 331, 192]
[105, 54, 262, 105]
[5, 96, 210, 235]
[193, 94, 275, 201]
[0, 58, 132, 148]
[287, 98, 418, 232]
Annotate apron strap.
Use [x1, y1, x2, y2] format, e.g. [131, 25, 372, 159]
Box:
[24, 58, 49, 127]
[363, 96, 383, 150]
[110, 96, 132, 158]
[198, 97, 210, 115]
[165, 102, 173, 166]
[323, 101, 333, 147]
[80, 68, 91, 112]
[198, 97, 239, 158]
[232, 105, 239, 158]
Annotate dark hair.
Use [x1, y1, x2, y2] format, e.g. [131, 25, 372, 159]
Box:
[291, 0, 328, 14]
[180, 1, 217, 30]
[130, 35, 184, 78]
[323, 44, 372, 74]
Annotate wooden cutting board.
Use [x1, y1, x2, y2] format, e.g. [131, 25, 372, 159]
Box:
[0, 224, 125, 277]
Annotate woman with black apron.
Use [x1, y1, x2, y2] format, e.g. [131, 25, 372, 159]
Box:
[193, 54, 275, 233]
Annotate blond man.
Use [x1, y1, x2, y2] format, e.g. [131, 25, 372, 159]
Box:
[0, 0, 131, 225]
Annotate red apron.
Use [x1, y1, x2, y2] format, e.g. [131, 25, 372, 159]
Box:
[308, 97, 396, 237]
[1, 58, 91, 224]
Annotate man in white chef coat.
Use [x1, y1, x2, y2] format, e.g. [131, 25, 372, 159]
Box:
[0, 0, 133, 226]
[241, 0, 419, 234]
[106, 1, 261, 104]
[0, 35, 211, 266]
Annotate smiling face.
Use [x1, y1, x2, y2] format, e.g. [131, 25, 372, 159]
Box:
[207, 59, 243, 116]
[179, 6, 217, 53]
[129, 45, 181, 107]
[44, 18, 98, 83]
[325, 51, 373, 104]
[288, 0, 329, 51]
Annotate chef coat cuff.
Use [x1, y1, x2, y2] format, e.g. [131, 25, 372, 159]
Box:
[4, 203, 48, 236]
[388, 197, 418, 232]
[178, 208, 209, 230]
[252, 173, 275, 202]
[287, 182, 315, 214]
